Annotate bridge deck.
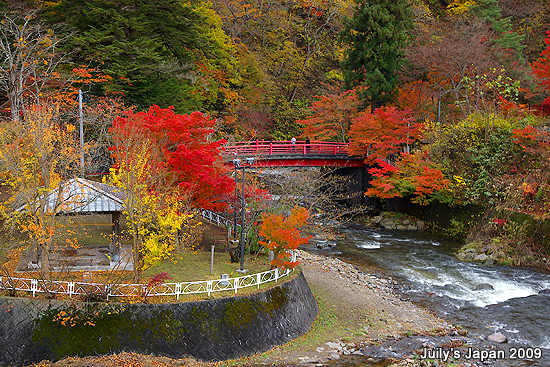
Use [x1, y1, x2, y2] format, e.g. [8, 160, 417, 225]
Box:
[223, 140, 364, 167]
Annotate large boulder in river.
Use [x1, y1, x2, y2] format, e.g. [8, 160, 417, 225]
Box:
[474, 253, 488, 261]
[487, 332, 507, 343]
[475, 283, 494, 291]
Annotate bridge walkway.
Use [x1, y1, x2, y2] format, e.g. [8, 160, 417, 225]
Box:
[223, 140, 364, 168]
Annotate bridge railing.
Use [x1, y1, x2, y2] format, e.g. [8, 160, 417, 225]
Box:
[200, 208, 239, 238]
[223, 140, 349, 158]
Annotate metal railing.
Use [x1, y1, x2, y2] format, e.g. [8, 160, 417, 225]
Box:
[0, 265, 295, 300]
[223, 140, 350, 158]
[200, 208, 240, 238]
[200, 209, 238, 230]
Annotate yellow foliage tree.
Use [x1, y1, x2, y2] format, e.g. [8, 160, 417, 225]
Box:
[105, 115, 193, 282]
[0, 103, 82, 278]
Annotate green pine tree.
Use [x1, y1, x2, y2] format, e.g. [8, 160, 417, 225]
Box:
[471, 0, 525, 63]
[340, 0, 413, 111]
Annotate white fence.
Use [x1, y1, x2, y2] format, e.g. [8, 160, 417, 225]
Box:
[0, 266, 294, 300]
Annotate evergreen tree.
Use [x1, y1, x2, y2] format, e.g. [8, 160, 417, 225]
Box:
[41, 0, 236, 113]
[471, 0, 525, 63]
[340, 0, 413, 111]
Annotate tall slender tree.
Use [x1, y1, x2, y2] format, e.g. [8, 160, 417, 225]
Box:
[340, 0, 413, 111]
[0, 8, 65, 121]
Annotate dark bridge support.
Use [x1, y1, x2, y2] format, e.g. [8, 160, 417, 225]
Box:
[331, 166, 372, 206]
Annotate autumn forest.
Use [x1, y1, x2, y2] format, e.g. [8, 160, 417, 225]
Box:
[1, 0, 550, 273]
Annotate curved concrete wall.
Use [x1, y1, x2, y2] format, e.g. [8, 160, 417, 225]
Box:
[0, 272, 318, 366]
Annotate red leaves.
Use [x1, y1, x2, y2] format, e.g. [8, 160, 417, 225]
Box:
[348, 106, 420, 164]
[366, 153, 449, 205]
[511, 126, 550, 164]
[258, 207, 312, 270]
[110, 105, 233, 211]
[532, 31, 550, 93]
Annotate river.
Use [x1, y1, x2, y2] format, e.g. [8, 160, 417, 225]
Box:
[303, 223, 550, 366]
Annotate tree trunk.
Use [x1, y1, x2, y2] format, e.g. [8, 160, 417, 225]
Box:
[30, 241, 39, 264]
[39, 242, 50, 279]
[132, 234, 140, 282]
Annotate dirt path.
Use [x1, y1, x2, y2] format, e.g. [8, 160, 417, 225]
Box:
[242, 250, 452, 366]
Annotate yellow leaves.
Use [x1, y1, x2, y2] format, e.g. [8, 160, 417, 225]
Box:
[0, 104, 82, 254]
[453, 175, 466, 186]
[447, 0, 476, 15]
[53, 309, 97, 328]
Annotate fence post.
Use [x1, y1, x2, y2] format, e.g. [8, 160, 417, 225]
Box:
[31, 279, 38, 297]
[105, 284, 111, 301]
[207, 280, 212, 297]
[257, 272, 261, 288]
[269, 141, 273, 155]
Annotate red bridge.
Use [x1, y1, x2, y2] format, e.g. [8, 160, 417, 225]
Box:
[223, 140, 365, 168]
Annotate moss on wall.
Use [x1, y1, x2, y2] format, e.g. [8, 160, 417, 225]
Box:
[32, 303, 127, 359]
[13, 272, 316, 365]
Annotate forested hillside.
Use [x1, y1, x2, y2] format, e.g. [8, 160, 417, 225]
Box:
[1, 0, 550, 265]
[1, 0, 548, 135]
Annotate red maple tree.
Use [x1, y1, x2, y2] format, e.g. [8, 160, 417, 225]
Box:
[366, 153, 449, 205]
[110, 105, 233, 211]
[533, 31, 550, 93]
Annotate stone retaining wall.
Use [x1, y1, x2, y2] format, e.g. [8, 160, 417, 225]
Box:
[0, 272, 318, 366]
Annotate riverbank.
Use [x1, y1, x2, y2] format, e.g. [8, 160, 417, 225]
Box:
[241, 250, 456, 366]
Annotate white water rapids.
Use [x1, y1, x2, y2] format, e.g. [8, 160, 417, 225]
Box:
[306, 224, 550, 358]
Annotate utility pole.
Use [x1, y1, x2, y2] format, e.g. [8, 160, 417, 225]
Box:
[78, 89, 84, 176]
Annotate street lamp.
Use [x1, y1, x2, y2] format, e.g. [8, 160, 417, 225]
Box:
[232, 153, 239, 239]
[232, 155, 255, 273]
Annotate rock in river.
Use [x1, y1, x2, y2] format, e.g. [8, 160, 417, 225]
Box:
[487, 332, 507, 343]
[475, 283, 494, 291]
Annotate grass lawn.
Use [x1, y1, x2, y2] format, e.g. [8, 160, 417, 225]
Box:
[143, 249, 272, 283]
[1, 216, 273, 285]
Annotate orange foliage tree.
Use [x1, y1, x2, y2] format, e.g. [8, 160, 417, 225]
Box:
[348, 106, 420, 164]
[0, 103, 82, 277]
[508, 126, 550, 215]
[395, 81, 436, 122]
[258, 206, 312, 270]
[297, 87, 358, 142]
[366, 153, 450, 205]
